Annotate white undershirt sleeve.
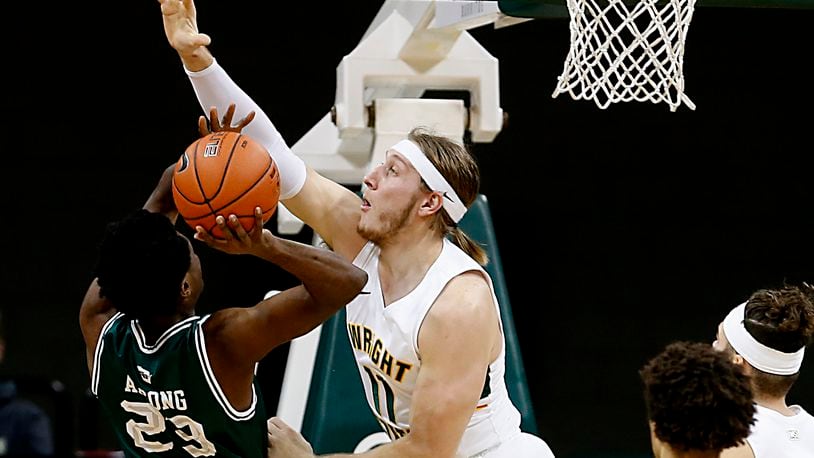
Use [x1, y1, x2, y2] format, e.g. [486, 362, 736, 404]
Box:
[185, 59, 306, 200]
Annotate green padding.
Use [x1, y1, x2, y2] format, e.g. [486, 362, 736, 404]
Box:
[459, 195, 539, 435]
[301, 194, 538, 453]
[301, 308, 381, 453]
[499, 0, 813, 16]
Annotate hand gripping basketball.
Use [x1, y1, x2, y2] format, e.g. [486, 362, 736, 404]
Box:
[193, 207, 272, 256]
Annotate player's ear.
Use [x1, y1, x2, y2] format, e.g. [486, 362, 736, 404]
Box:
[180, 279, 192, 299]
[419, 191, 444, 217]
[731, 353, 747, 369]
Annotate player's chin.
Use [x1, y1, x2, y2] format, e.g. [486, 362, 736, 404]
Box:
[356, 218, 370, 237]
[356, 219, 381, 244]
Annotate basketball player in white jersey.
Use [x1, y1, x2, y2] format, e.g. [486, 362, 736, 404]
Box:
[715, 284, 814, 458]
[157, 1, 555, 456]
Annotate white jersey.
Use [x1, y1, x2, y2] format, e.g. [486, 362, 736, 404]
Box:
[346, 239, 522, 457]
[747, 404, 814, 458]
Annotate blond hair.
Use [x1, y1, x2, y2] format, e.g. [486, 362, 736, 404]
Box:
[407, 127, 488, 266]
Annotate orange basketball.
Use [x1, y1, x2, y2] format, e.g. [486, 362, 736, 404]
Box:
[172, 131, 280, 239]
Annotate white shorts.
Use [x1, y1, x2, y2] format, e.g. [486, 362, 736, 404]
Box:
[471, 432, 556, 458]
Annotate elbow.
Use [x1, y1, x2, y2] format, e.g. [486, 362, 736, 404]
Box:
[333, 266, 367, 305]
[344, 267, 368, 300]
[353, 267, 368, 291]
[312, 265, 367, 312]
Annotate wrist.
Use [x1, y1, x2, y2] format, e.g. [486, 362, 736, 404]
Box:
[256, 231, 283, 260]
[179, 48, 214, 73]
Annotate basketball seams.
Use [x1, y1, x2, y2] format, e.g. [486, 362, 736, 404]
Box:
[173, 148, 208, 205]
[172, 175, 206, 205]
[191, 136, 219, 218]
[209, 160, 274, 215]
[207, 133, 242, 202]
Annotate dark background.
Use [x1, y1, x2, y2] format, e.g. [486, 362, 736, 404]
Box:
[2, 2, 813, 457]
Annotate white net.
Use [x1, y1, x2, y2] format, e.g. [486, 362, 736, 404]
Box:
[552, 0, 698, 111]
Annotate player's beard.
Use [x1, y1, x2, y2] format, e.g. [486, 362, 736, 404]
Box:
[357, 195, 417, 245]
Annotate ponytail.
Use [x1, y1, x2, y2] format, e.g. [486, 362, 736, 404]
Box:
[446, 225, 488, 266]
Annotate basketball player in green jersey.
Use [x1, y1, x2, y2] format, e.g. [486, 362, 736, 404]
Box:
[79, 124, 368, 457]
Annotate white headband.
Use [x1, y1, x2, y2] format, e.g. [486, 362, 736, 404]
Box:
[722, 302, 805, 375]
[390, 139, 467, 223]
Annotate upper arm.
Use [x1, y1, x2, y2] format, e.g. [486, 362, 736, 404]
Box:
[283, 167, 367, 260]
[79, 279, 117, 378]
[202, 286, 349, 409]
[393, 272, 499, 458]
[205, 285, 343, 367]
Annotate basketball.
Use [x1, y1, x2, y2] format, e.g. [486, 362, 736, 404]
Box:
[172, 131, 280, 239]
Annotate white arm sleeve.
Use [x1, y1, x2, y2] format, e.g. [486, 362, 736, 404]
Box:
[185, 59, 306, 200]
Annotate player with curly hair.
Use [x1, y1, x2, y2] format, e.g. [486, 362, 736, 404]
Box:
[640, 341, 755, 458]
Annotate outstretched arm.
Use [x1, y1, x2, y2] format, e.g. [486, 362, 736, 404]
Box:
[159, 0, 367, 260]
[159, 0, 291, 191]
[79, 162, 178, 377]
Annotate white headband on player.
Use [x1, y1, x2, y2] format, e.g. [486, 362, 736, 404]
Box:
[389, 139, 467, 223]
[722, 302, 805, 375]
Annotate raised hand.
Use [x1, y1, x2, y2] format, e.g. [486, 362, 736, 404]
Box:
[198, 103, 257, 137]
[159, 0, 211, 56]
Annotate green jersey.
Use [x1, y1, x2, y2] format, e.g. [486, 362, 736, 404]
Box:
[91, 313, 267, 457]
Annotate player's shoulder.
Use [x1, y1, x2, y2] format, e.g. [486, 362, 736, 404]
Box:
[433, 271, 493, 319]
[445, 269, 489, 290]
[201, 308, 242, 335]
[419, 271, 498, 354]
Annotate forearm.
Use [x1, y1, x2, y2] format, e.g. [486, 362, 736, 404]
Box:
[185, 60, 306, 199]
[257, 235, 366, 308]
[143, 163, 178, 222]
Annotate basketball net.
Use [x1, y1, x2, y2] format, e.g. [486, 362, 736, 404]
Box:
[552, 0, 697, 111]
